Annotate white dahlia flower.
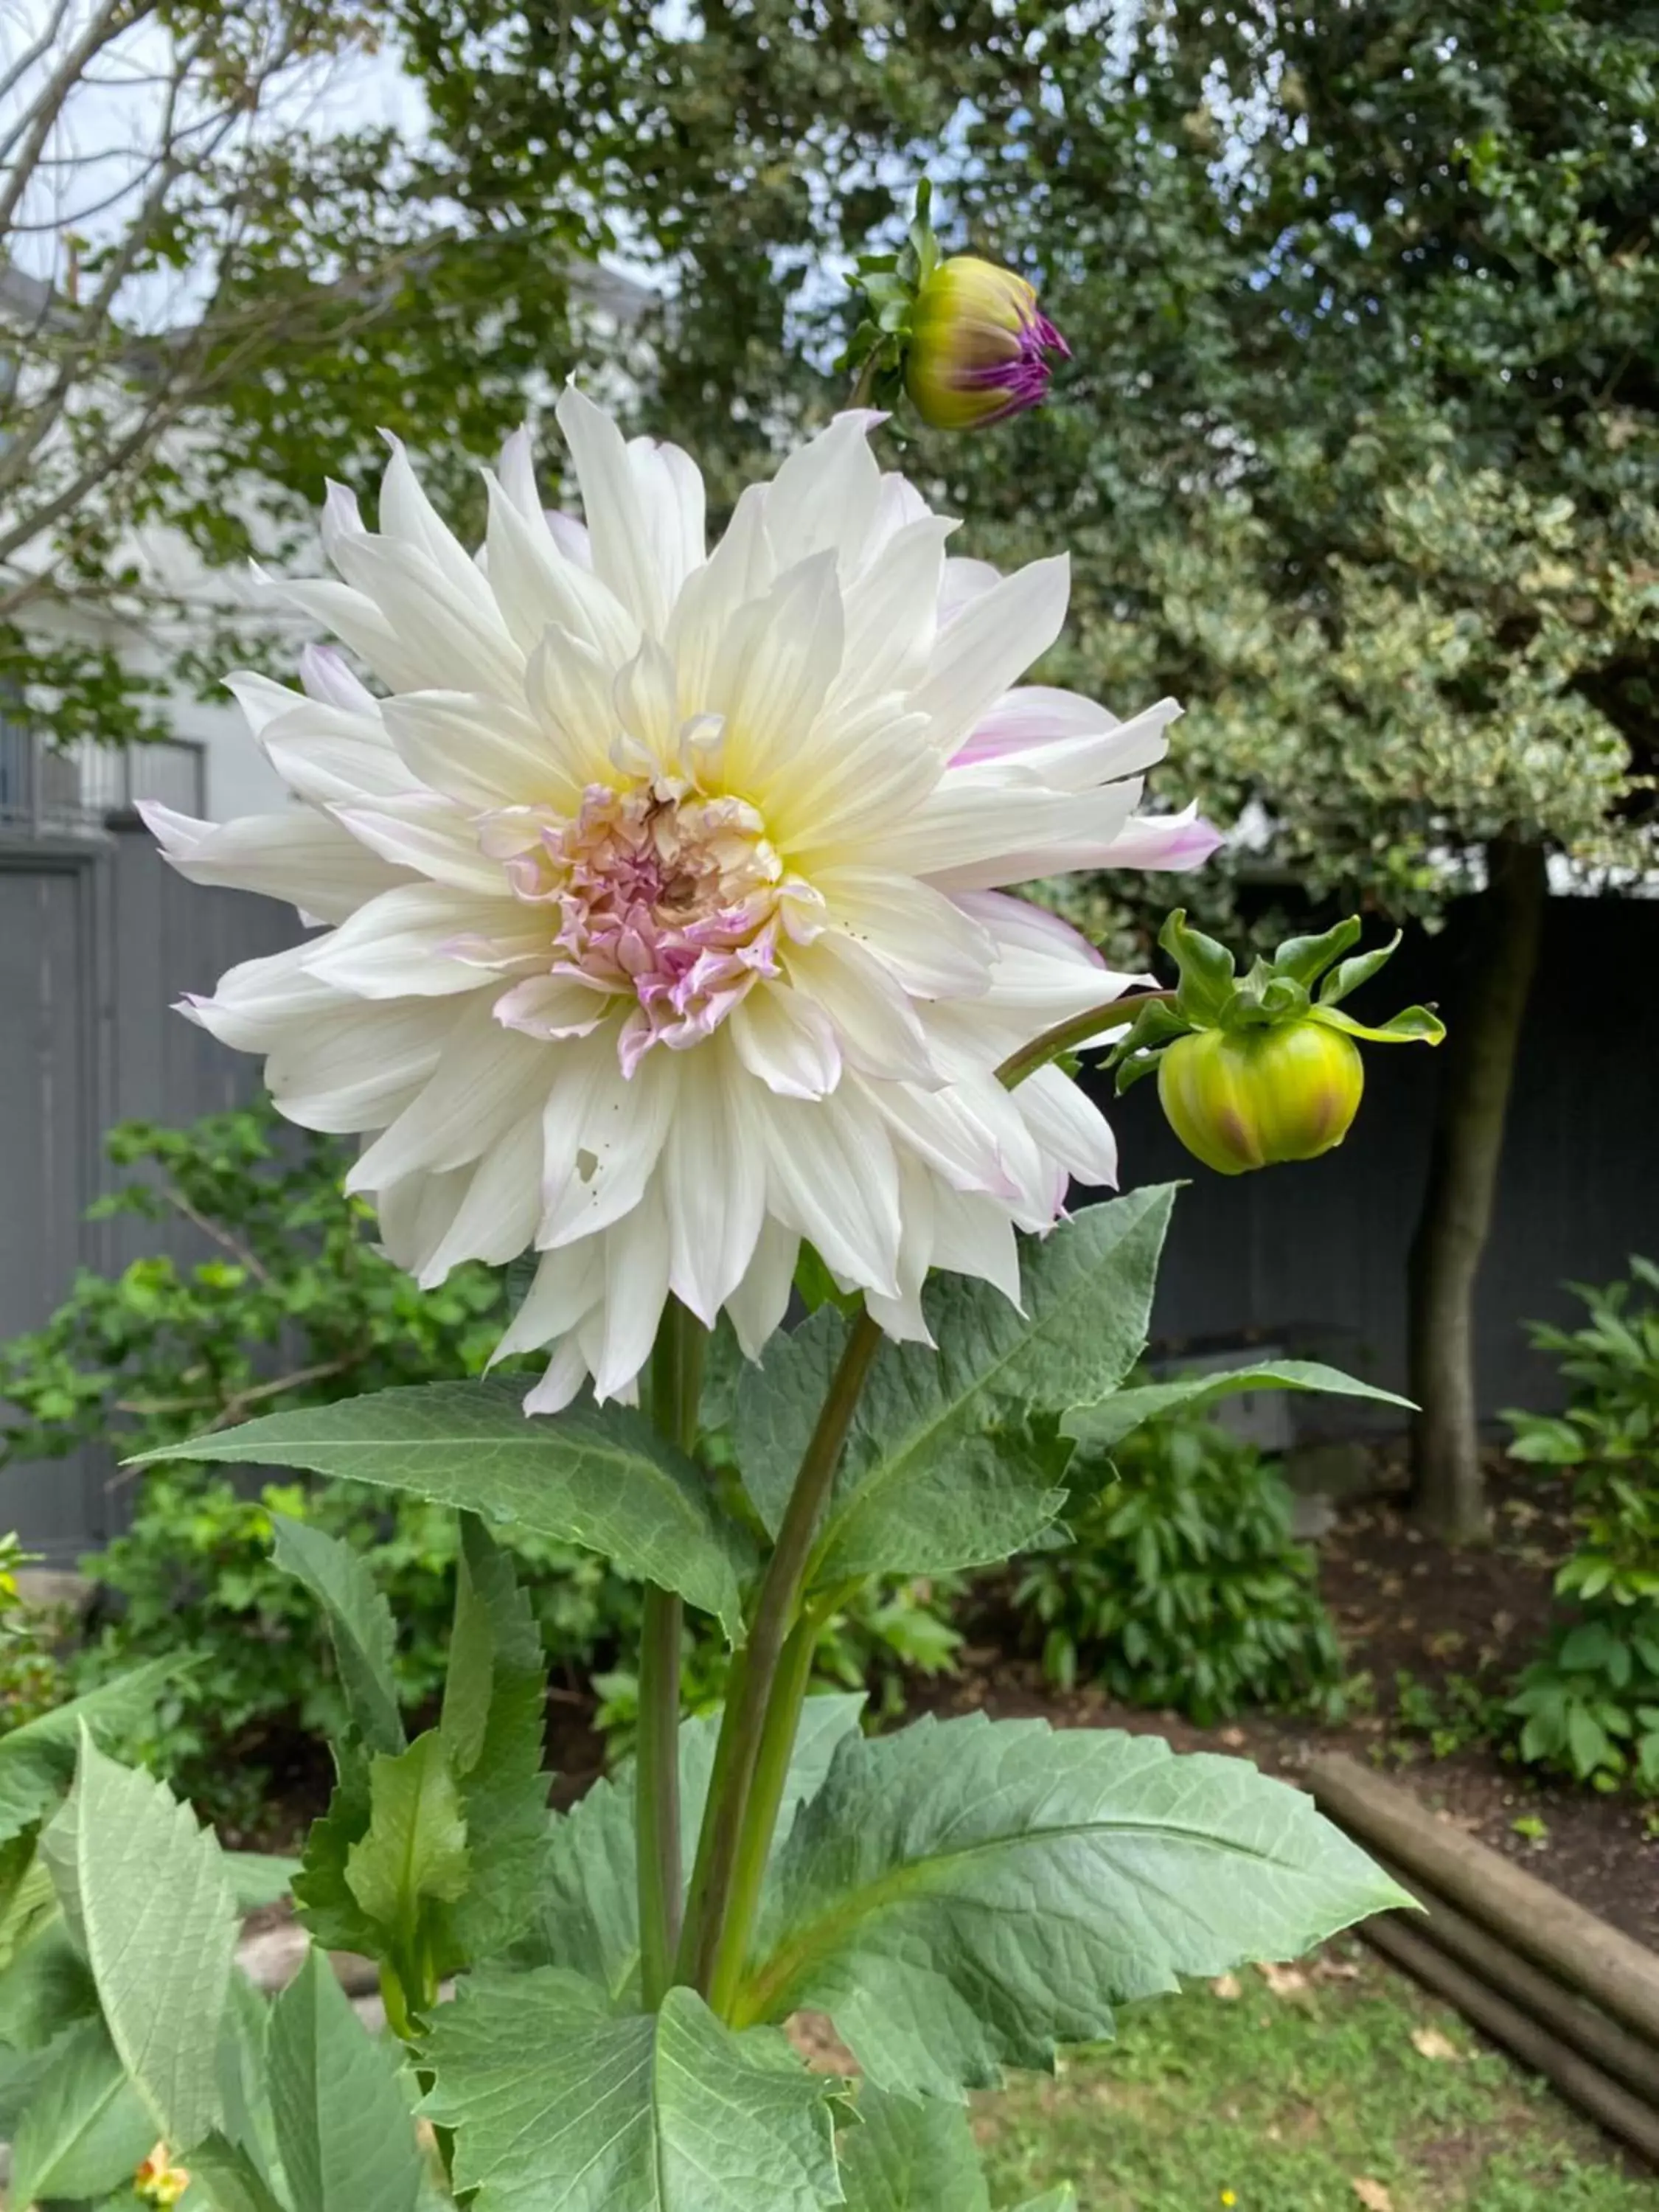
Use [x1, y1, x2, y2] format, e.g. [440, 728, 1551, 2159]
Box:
[148, 390, 1217, 1411]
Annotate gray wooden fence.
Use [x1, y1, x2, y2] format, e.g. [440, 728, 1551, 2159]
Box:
[2, 817, 1656, 1559]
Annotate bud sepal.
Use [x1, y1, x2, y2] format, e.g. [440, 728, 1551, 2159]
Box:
[1111, 911, 1444, 1174]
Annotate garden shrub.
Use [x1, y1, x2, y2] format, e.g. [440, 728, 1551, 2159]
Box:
[1014, 1399, 1344, 1723]
[1504, 1259, 1659, 1792]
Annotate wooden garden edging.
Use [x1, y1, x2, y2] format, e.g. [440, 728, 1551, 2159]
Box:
[1308, 1753, 1659, 2165]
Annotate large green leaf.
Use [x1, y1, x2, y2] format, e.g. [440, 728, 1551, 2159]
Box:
[345, 1731, 471, 2006]
[268, 1948, 425, 2212]
[838, 2084, 990, 2211]
[271, 1514, 406, 1757]
[142, 1382, 752, 1635]
[182, 2134, 293, 2212]
[42, 1736, 237, 2148]
[737, 1714, 1408, 2096]
[293, 1759, 380, 1961]
[0, 1907, 98, 2052]
[4, 2017, 156, 2208]
[423, 1969, 842, 2212]
[0, 1658, 180, 1844]
[528, 1695, 866, 2001]
[228, 1852, 302, 1912]
[442, 1517, 551, 1963]
[1062, 1360, 1413, 1453]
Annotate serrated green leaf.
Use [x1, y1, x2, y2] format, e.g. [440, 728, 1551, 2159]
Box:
[271, 1515, 406, 1758]
[737, 1714, 1408, 2096]
[228, 1854, 301, 1911]
[143, 1382, 752, 1636]
[215, 1970, 288, 2208]
[0, 1658, 181, 1844]
[293, 1759, 380, 1958]
[526, 1695, 865, 2002]
[269, 1950, 425, 2212]
[0, 1907, 98, 2051]
[182, 2132, 292, 2212]
[737, 1192, 1175, 1585]
[839, 2083, 990, 2211]
[1307, 1001, 1445, 1046]
[345, 1731, 470, 1978]
[42, 1736, 237, 2148]
[1062, 1360, 1413, 1452]
[423, 1970, 841, 2212]
[5, 2017, 156, 2208]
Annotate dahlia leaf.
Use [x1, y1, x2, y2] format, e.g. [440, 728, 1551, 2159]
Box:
[4, 2017, 155, 2211]
[422, 1972, 842, 2212]
[41, 1735, 237, 2149]
[271, 1514, 406, 1758]
[344, 1731, 471, 1964]
[735, 1188, 1175, 1583]
[0, 1658, 184, 1847]
[733, 1715, 1409, 2097]
[838, 2082, 990, 2211]
[269, 1948, 426, 2212]
[139, 1381, 754, 1635]
[178, 2135, 292, 2212]
[525, 1694, 865, 2001]
[1062, 1360, 1413, 1453]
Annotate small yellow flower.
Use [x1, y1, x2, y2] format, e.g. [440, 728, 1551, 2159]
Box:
[1221, 2194, 1238, 2208]
[134, 2142, 191, 2208]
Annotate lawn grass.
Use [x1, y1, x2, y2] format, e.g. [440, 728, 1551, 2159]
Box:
[973, 1941, 1653, 2211]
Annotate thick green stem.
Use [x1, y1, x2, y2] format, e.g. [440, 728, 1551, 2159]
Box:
[638, 1299, 706, 2006]
[677, 1311, 883, 1999]
[992, 987, 1174, 1091]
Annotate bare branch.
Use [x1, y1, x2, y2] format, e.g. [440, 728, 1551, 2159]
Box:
[0, 0, 136, 229]
[0, 0, 77, 109]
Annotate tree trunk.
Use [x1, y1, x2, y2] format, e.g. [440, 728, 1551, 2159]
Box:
[1407, 836, 1548, 1540]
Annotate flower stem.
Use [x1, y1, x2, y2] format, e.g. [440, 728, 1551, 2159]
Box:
[677, 1310, 883, 2001]
[638, 1298, 705, 2007]
[992, 987, 1175, 1093]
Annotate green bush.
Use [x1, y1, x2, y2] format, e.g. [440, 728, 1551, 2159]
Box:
[1014, 1400, 1343, 1723]
[1504, 1259, 1659, 1792]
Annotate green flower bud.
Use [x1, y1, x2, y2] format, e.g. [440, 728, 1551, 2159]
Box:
[1157, 1020, 1366, 1176]
[904, 255, 1071, 431]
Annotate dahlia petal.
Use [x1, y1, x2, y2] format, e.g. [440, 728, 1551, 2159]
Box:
[758, 1086, 902, 1299]
[1100, 801, 1225, 871]
[929, 1181, 1023, 1308]
[482, 472, 639, 666]
[761, 411, 883, 579]
[588, 1187, 672, 1400]
[381, 690, 575, 812]
[909, 554, 1071, 757]
[139, 800, 409, 923]
[539, 1037, 677, 1248]
[330, 535, 524, 700]
[865, 470, 931, 561]
[556, 383, 672, 636]
[496, 424, 543, 520]
[259, 708, 422, 809]
[223, 670, 306, 739]
[661, 1048, 765, 1321]
[832, 515, 953, 704]
[331, 794, 507, 895]
[729, 984, 843, 1101]
[525, 625, 625, 784]
[865, 1158, 936, 1345]
[765, 702, 939, 857]
[953, 683, 1119, 765]
[711, 552, 844, 792]
[724, 1216, 800, 1360]
[787, 930, 940, 1087]
[492, 1240, 605, 1363]
[807, 866, 995, 999]
[376, 1165, 469, 1277]
[415, 1108, 544, 1282]
[524, 1338, 594, 1415]
[299, 644, 378, 714]
[264, 999, 459, 1132]
[493, 972, 616, 1039]
[857, 779, 1141, 894]
[183, 943, 344, 1051]
[1017, 1062, 1121, 1191]
[955, 696, 1181, 792]
[954, 888, 1107, 967]
[939, 554, 1002, 625]
[613, 638, 681, 765]
[348, 1001, 550, 1188]
[302, 884, 532, 999]
[378, 433, 500, 620]
[664, 482, 776, 713]
[265, 572, 428, 693]
[627, 434, 706, 608]
[858, 1068, 1019, 1201]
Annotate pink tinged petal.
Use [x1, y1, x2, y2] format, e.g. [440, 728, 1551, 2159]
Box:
[709, 552, 845, 793]
[380, 690, 576, 812]
[348, 1000, 552, 1189]
[787, 931, 940, 1088]
[830, 516, 954, 705]
[955, 684, 1118, 765]
[1100, 801, 1225, 871]
[539, 1040, 678, 1249]
[331, 793, 507, 895]
[330, 535, 524, 701]
[525, 625, 626, 785]
[546, 511, 593, 568]
[378, 434, 501, 622]
[761, 411, 885, 580]
[139, 799, 411, 924]
[182, 943, 344, 1052]
[855, 778, 1141, 894]
[224, 670, 305, 739]
[300, 644, 378, 714]
[938, 554, 1001, 625]
[661, 1048, 765, 1322]
[757, 1085, 904, 1299]
[908, 554, 1071, 757]
[482, 472, 639, 666]
[589, 1186, 672, 1401]
[302, 884, 533, 999]
[627, 434, 707, 608]
[956, 696, 1183, 792]
[491, 1240, 606, 1363]
[414, 1109, 545, 1284]
[263, 998, 460, 1133]
[810, 866, 995, 998]
[1018, 1062, 1121, 1192]
[724, 1216, 800, 1360]
[956, 888, 1107, 967]
[494, 971, 615, 1038]
[555, 384, 672, 636]
[728, 982, 843, 1100]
